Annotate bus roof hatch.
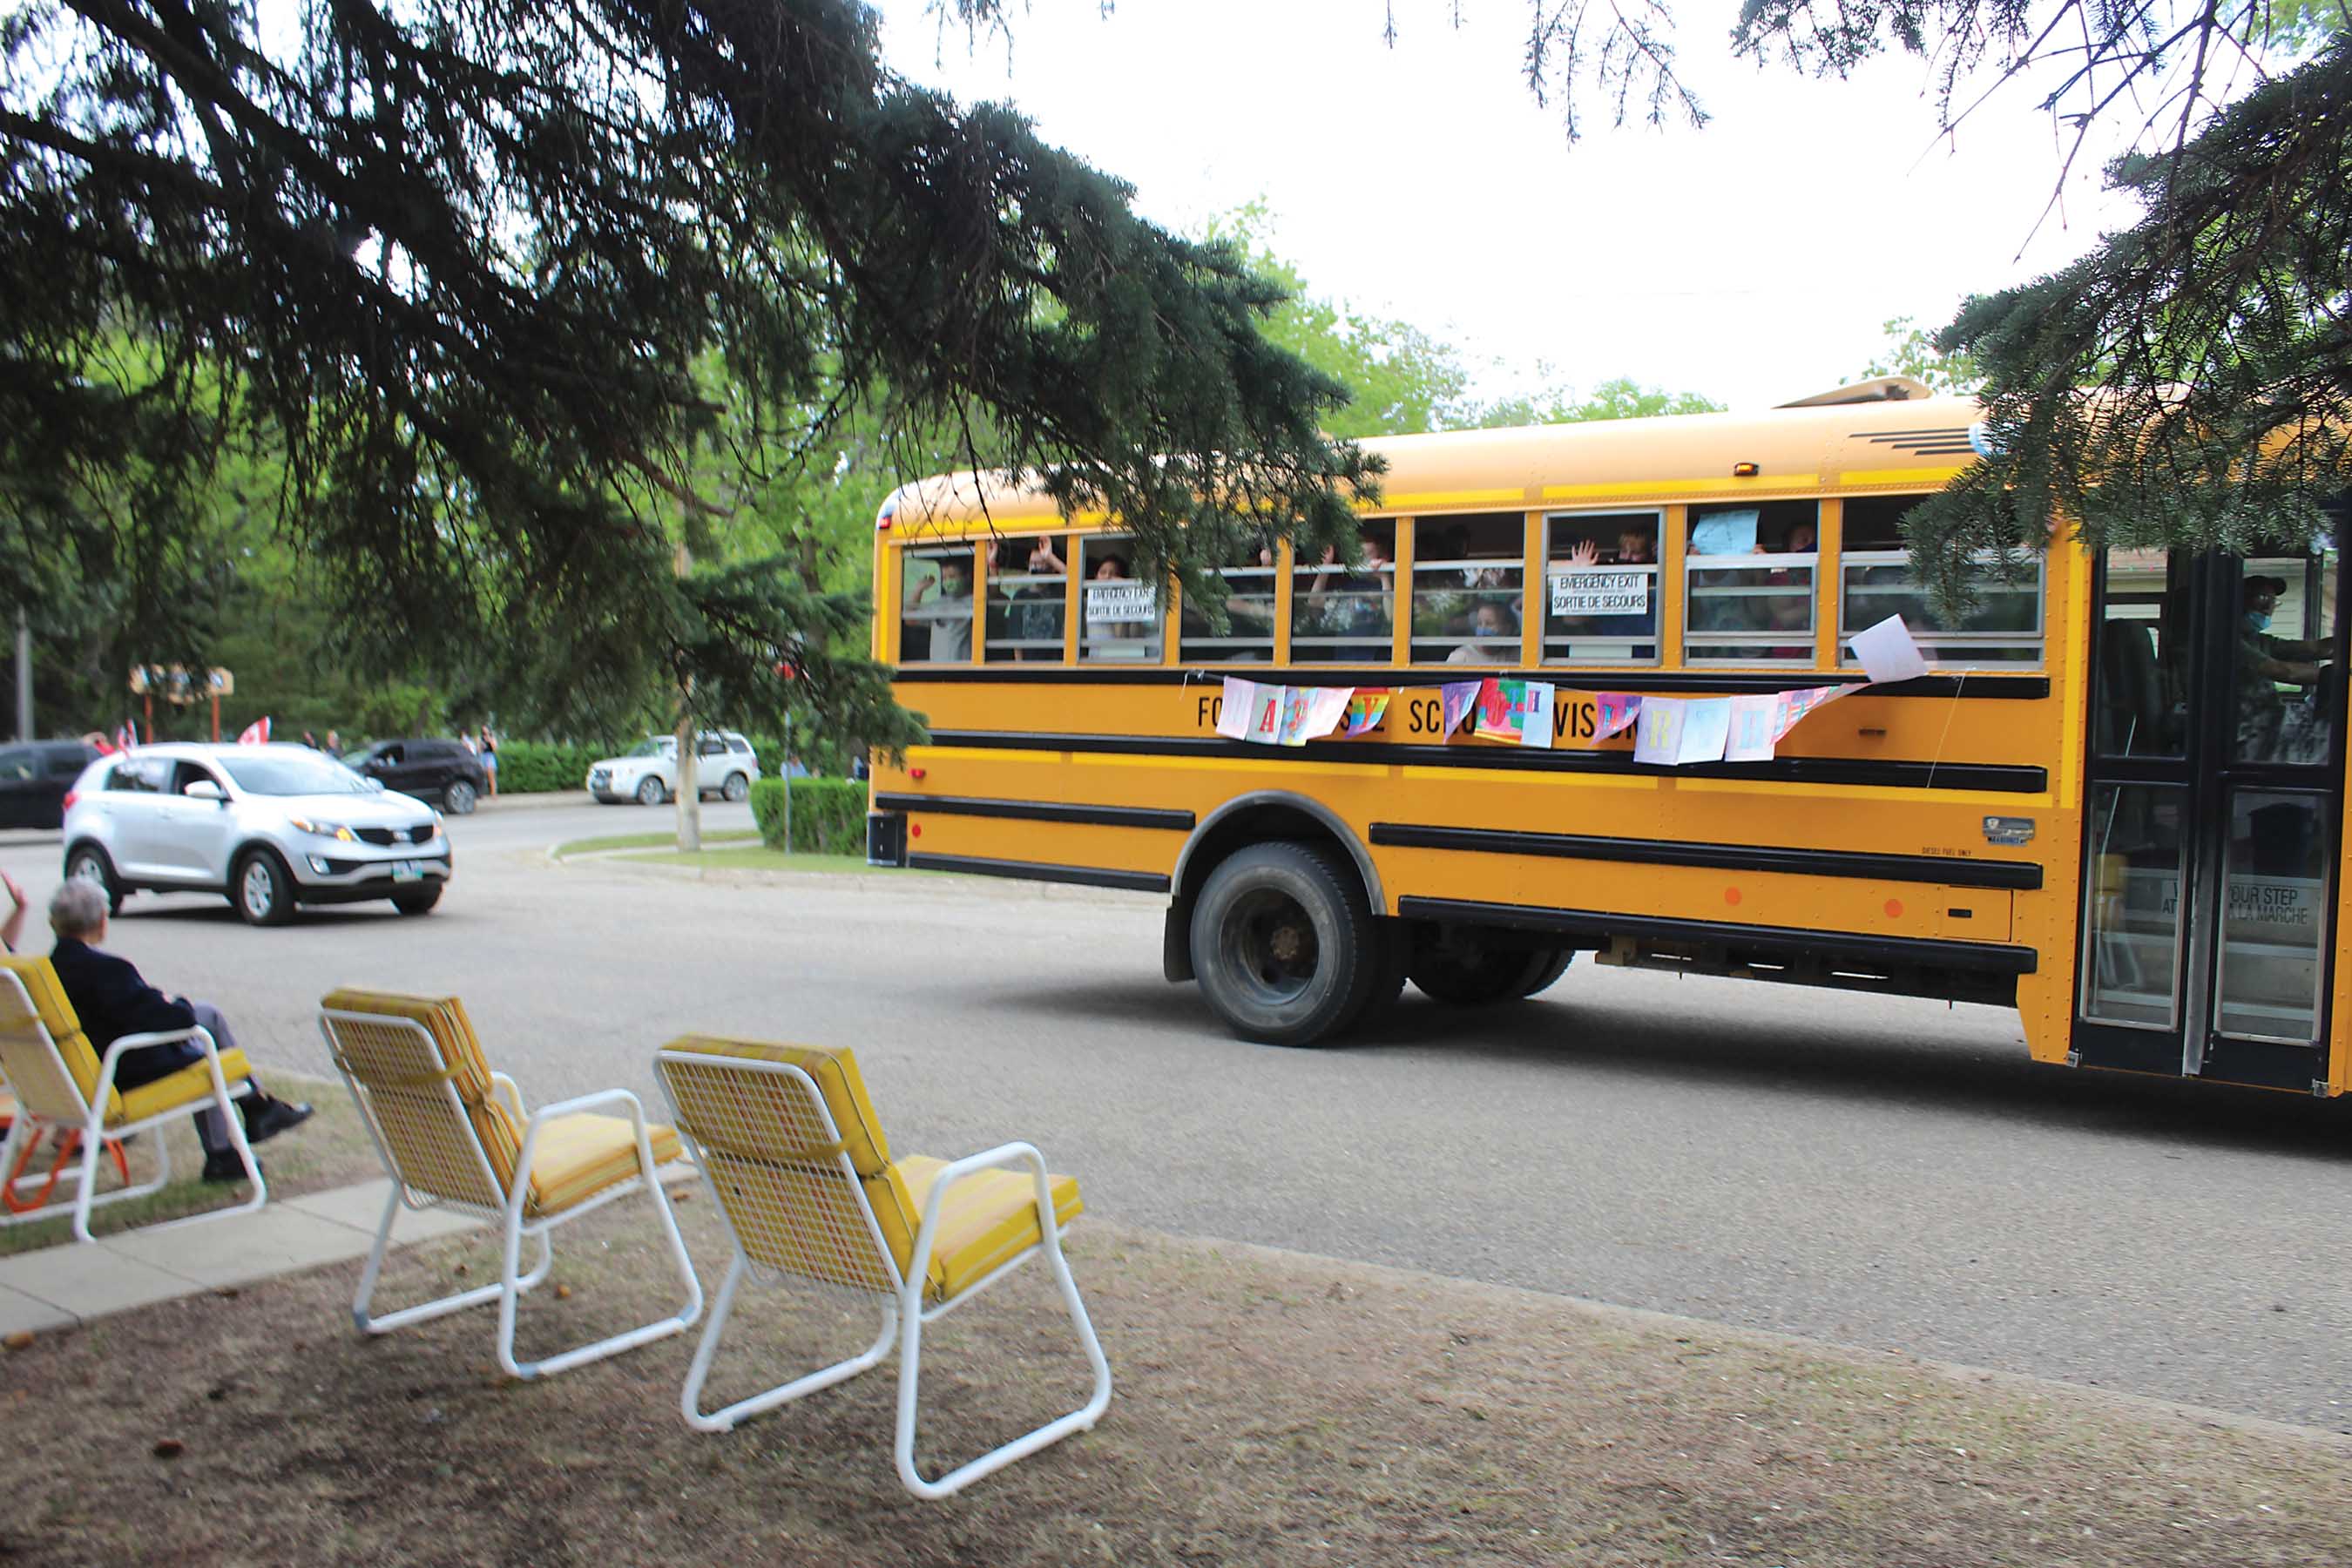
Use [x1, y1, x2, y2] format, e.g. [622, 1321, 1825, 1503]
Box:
[1775, 375, 1938, 409]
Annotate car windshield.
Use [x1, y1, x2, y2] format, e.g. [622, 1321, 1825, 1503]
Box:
[625, 739, 673, 759]
[218, 753, 372, 796]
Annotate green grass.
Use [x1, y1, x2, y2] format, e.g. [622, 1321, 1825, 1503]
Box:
[613, 846, 885, 874]
[0, 1071, 378, 1254]
[551, 828, 760, 857]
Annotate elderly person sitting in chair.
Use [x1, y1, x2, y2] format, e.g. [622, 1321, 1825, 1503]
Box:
[46, 881, 311, 1184]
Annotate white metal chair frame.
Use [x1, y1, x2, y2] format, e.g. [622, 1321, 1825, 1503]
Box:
[0, 972, 264, 1243]
[655, 1048, 1112, 1500]
[321, 1008, 704, 1380]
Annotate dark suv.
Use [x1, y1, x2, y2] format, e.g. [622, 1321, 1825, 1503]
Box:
[342, 738, 490, 814]
[0, 740, 103, 829]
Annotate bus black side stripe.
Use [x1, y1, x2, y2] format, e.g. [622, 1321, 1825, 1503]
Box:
[1396, 896, 2038, 975]
[1369, 823, 2043, 890]
[898, 668, 2050, 699]
[874, 793, 1194, 831]
[921, 730, 2048, 794]
[907, 853, 1170, 893]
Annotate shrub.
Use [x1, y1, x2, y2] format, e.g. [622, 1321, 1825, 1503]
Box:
[495, 740, 612, 794]
[749, 777, 867, 855]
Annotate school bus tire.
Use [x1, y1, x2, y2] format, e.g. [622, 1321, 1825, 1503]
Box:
[1190, 841, 1379, 1047]
[1409, 928, 1558, 1007]
[1352, 916, 1413, 1024]
[1517, 948, 1576, 997]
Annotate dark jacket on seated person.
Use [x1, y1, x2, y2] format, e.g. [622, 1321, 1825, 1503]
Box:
[49, 935, 200, 1088]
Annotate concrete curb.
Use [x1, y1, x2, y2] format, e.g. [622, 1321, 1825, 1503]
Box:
[472, 789, 595, 812]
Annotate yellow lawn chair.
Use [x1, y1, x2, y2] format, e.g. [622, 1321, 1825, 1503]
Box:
[319, 990, 702, 1378]
[653, 1037, 1111, 1499]
[0, 956, 264, 1242]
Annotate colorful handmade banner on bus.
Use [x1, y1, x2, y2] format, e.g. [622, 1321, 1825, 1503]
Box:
[1216, 677, 1354, 747]
[1593, 692, 1642, 740]
[1342, 690, 1393, 736]
[1438, 680, 1481, 735]
[1626, 684, 1866, 767]
[1472, 679, 1554, 749]
[1602, 613, 1917, 765]
[1211, 617, 1918, 761]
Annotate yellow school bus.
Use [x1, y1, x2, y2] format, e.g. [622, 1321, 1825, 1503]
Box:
[865, 376, 2350, 1095]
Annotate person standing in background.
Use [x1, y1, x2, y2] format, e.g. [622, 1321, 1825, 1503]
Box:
[478, 725, 499, 797]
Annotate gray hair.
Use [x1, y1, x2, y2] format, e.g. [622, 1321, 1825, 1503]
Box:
[49, 880, 109, 939]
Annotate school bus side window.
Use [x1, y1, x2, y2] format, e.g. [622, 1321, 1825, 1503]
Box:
[1684, 501, 1819, 665]
[1839, 496, 2044, 667]
[900, 548, 975, 664]
[1409, 514, 1524, 665]
[1079, 535, 1163, 662]
[1289, 523, 1396, 664]
[1542, 511, 1660, 665]
[986, 535, 1071, 662]
[1178, 537, 1279, 662]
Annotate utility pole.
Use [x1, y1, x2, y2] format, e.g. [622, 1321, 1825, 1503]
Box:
[13, 610, 29, 741]
[673, 539, 701, 852]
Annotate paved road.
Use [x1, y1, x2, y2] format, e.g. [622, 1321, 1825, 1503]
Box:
[5, 804, 2349, 1430]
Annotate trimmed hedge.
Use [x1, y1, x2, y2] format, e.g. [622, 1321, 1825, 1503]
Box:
[492, 740, 611, 794]
[496, 736, 855, 795]
[749, 777, 867, 855]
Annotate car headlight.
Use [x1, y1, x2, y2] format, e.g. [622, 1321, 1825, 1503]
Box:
[287, 817, 358, 842]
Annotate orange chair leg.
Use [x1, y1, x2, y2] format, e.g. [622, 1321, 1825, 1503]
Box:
[2, 1126, 132, 1214]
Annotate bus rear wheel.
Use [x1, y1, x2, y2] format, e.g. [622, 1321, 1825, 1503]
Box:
[1518, 948, 1576, 997]
[1409, 929, 1567, 1006]
[1191, 842, 1378, 1047]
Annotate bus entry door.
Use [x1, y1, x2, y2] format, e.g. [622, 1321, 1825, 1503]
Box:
[2074, 544, 2345, 1091]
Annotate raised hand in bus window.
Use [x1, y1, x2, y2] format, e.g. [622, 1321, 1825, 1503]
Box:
[1310, 534, 1393, 633]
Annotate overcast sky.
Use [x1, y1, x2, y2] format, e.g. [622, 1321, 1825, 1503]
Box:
[875, 0, 2155, 413]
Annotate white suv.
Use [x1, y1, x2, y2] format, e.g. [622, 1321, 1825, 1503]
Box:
[61, 743, 450, 926]
[585, 731, 759, 806]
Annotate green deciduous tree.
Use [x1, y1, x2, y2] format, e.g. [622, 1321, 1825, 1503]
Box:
[2, 0, 1376, 752]
[1858, 316, 1982, 396]
[1210, 206, 1720, 436]
[1472, 375, 1724, 429]
[1204, 206, 1477, 440]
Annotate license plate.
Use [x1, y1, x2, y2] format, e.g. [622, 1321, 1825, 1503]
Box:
[392, 861, 423, 882]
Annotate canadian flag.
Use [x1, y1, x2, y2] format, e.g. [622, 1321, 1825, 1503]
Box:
[115, 721, 136, 752]
[236, 717, 271, 745]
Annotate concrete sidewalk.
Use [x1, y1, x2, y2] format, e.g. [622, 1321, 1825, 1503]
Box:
[0, 1179, 489, 1337]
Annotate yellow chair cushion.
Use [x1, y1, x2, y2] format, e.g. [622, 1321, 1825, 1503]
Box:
[894, 1155, 1083, 1304]
[0, 956, 118, 1120]
[2, 955, 83, 1037]
[516, 1110, 683, 1218]
[113, 1048, 252, 1126]
[659, 1036, 892, 1175]
[653, 1036, 1080, 1303]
